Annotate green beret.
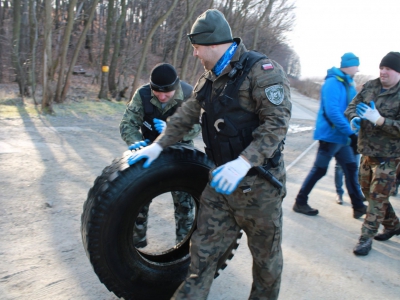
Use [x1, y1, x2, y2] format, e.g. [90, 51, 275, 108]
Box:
[188, 9, 233, 45]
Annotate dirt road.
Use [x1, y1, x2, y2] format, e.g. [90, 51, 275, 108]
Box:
[1, 90, 398, 299]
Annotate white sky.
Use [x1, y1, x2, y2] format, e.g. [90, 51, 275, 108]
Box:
[288, 0, 400, 79]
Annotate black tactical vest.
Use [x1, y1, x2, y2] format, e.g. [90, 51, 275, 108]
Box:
[196, 51, 267, 166]
[139, 81, 193, 142]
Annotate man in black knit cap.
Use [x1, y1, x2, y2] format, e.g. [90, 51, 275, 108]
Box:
[345, 51, 400, 256]
[120, 63, 201, 248]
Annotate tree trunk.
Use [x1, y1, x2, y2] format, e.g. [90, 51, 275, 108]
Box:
[29, 0, 38, 105]
[42, 0, 54, 114]
[12, 0, 24, 99]
[84, 0, 96, 63]
[54, 0, 60, 29]
[252, 0, 275, 50]
[108, 0, 127, 97]
[60, 0, 99, 103]
[54, 0, 78, 103]
[98, 0, 115, 100]
[180, 38, 193, 83]
[230, 0, 251, 36]
[0, 2, 6, 83]
[20, 0, 30, 96]
[130, 0, 180, 96]
[171, 0, 201, 67]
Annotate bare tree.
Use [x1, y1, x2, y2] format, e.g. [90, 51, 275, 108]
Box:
[54, 0, 78, 103]
[11, 0, 25, 98]
[171, 0, 201, 68]
[0, 1, 8, 83]
[29, 0, 38, 104]
[130, 0, 180, 95]
[178, 1, 213, 82]
[0, 0, 300, 101]
[42, 0, 54, 114]
[60, 0, 99, 103]
[98, 0, 115, 99]
[108, 0, 127, 97]
[252, 0, 275, 50]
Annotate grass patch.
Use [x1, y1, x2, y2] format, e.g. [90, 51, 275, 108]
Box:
[0, 97, 127, 119]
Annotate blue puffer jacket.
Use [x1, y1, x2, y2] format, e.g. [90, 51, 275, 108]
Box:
[314, 67, 356, 144]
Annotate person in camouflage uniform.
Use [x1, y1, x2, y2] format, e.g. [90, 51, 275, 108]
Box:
[120, 63, 201, 247]
[127, 9, 291, 300]
[345, 52, 400, 256]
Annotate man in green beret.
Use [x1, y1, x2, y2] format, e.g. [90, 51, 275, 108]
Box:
[127, 9, 292, 299]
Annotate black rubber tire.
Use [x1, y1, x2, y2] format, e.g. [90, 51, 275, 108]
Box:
[81, 144, 242, 300]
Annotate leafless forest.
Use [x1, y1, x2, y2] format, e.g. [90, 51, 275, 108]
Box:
[0, 0, 300, 113]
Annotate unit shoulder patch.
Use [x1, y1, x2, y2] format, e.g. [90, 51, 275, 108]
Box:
[265, 84, 284, 105]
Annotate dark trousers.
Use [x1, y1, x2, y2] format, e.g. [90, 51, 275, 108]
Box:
[296, 141, 364, 209]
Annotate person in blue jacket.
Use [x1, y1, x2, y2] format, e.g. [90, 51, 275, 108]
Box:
[293, 53, 367, 218]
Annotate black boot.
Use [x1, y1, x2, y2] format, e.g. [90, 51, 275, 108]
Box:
[353, 236, 372, 256]
[374, 227, 400, 241]
[293, 203, 319, 216]
[353, 205, 367, 219]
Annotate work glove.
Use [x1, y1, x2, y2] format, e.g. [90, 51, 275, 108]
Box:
[350, 117, 361, 133]
[127, 142, 163, 168]
[128, 139, 150, 151]
[154, 118, 166, 134]
[356, 101, 382, 125]
[348, 133, 358, 154]
[210, 156, 251, 195]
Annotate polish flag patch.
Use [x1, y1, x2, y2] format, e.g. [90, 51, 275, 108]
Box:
[261, 63, 274, 70]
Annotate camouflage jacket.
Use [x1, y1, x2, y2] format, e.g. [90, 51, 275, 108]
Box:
[345, 78, 400, 157]
[156, 39, 292, 167]
[119, 84, 201, 146]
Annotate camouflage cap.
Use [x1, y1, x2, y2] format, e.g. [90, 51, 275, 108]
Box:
[188, 9, 233, 45]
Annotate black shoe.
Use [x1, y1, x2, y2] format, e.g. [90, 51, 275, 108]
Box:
[336, 195, 343, 205]
[374, 227, 400, 241]
[353, 205, 367, 219]
[293, 203, 319, 216]
[353, 236, 372, 256]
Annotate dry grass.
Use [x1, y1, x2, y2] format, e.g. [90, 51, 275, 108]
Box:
[0, 76, 128, 119]
[289, 77, 322, 100]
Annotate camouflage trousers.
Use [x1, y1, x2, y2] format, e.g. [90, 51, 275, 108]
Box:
[133, 191, 195, 245]
[171, 167, 286, 300]
[359, 156, 400, 238]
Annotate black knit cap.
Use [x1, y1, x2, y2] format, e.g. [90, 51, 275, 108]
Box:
[150, 63, 179, 92]
[187, 9, 233, 45]
[379, 52, 400, 73]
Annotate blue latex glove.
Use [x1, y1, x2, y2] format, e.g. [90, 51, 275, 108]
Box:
[356, 101, 382, 125]
[210, 156, 252, 195]
[154, 118, 166, 134]
[127, 142, 163, 168]
[128, 139, 150, 150]
[350, 117, 361, 133]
